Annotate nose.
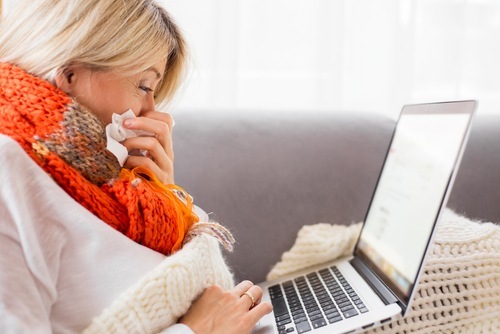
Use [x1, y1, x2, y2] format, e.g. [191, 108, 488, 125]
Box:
[141, 93, 156, 114]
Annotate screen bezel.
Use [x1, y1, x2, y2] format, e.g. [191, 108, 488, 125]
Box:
[353, 100, 477, 313]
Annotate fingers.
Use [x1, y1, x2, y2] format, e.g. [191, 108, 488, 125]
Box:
[124, 111, 174, 158]
[181, 283, 273, 334]
[248, 301, 273, 324]
[121, 111, 174, 184]
[141, 110, 175, 129]
[123, 136, 170, 168]
[233, 281, 268, 312]
[123, 136, 174, 184]
[125, 154, 174, 184]
[233, 280, 254, 298]
[236, 282, 273, 328]
[240, 285, 261, 309]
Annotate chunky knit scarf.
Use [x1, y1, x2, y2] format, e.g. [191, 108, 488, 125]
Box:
[0, 62, 214, 255]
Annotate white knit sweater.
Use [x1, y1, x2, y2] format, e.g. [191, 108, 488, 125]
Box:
[267, 210, 500, 333]
[84, 234, 234, 333]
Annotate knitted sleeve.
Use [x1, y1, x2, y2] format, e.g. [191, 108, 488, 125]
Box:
[83, 234, 234, 334]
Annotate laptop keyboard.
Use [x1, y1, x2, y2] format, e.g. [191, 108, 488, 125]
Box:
[269, 266, 369, 333]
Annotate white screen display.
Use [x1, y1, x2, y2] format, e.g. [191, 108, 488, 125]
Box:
[358, 111, 471, 296]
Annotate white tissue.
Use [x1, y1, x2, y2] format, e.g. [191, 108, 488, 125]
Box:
[105, 109, 154, 166]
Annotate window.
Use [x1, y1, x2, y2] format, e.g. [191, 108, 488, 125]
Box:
[161, 0, 500, 118]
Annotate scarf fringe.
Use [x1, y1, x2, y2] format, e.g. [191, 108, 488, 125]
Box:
[184, 222, 236, 252]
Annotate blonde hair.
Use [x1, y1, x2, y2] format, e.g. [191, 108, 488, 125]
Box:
[0, 0, 187, 107]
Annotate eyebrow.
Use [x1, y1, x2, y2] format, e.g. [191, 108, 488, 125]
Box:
[146, 67, 162, 80]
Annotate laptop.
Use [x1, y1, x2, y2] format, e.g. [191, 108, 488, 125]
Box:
[252, 100, 477, 334]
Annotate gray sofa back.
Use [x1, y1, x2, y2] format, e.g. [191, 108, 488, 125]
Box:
[174, 111, 500, 282]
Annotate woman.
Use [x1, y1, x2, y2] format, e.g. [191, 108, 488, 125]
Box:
[0, 0, 271, 333]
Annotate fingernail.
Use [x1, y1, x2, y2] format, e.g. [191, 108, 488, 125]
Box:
[172, 118, 176, 128]
[123, 119, 134, 127]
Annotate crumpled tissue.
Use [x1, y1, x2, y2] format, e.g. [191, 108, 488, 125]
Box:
[105, 109, 154, 166]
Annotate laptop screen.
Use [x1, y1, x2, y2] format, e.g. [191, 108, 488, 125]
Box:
[355, 101, 475, 305]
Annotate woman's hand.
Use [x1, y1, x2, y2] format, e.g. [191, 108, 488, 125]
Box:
[180, 280, 273, 334]
[121, 110, 175, 184]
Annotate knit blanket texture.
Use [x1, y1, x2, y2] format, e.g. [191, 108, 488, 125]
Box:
[83, 233, 235, 333]
[0, 62, 199, 255]
[267, 209, 500, 333]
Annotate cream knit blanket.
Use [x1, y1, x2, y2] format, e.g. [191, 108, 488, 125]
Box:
[267, 209, 500, 333]
[83, 234, 234, 334]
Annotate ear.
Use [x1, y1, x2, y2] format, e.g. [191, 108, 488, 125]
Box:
[54, 66, 76, 93]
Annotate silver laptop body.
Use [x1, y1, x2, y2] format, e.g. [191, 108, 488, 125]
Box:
[252, 100, 477, 334]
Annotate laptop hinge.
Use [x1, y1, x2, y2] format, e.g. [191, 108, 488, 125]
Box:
[350, 257, 398, 305]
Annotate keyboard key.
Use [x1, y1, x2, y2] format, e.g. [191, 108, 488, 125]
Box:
[320, 296, 334, 303]
[308, 310, 321, 317]
[294, 315, 307, 323]
[311, 318, 327, 329]
[340, 304, 354, 312]
[296, 321, 312, 333]
[321, 302, 336, 310]
[302, 295, 315, 302]
[269, 284, 281, 291]
[336, 297, 349, 305]
[271, 296, 289, 317]
[324, 308, 340, 316]
[338, 301, 352, 308]
[273, 269, 367, 333]
[303, 297, 316, 304]
[310, 313, 324, 321]
[292, 309, 306, 317]
[343, 308, 359, 318]
[305, 306, 319, 313]
[327, 315, 343, 323]
[277, 318, 292, 326]
[276, 314, 291, 322]
[332, 291, 346, 298]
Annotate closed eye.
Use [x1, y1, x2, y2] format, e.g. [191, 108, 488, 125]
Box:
[140, 86, 154, 93]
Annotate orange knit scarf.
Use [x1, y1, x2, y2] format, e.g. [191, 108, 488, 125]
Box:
[0, 63, 199, 255]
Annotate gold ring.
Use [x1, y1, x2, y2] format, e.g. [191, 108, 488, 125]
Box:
[242, 291, 256, 308]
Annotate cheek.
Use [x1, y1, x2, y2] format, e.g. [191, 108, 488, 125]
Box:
[89, 86, 140, 124]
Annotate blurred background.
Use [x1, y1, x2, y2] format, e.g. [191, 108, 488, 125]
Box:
[162, 0, 500, 119]
[3, 0, 500, 119]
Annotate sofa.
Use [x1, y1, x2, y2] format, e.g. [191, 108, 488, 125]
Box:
[173, 110, 500, 284]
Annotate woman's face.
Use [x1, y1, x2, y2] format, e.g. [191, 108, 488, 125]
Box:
[56, 60, 167, 124]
